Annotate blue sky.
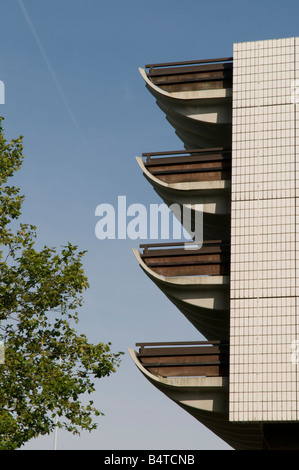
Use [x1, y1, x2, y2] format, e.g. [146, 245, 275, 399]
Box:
[1, 0, 299, 451]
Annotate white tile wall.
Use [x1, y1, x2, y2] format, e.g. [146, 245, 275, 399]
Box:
[229, 38, 299, 422]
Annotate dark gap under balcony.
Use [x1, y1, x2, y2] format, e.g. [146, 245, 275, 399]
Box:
[145, 57, 233, 93]
[139, 240, 230, 277]
[136, 340, 229, 378]
[142, 148, 232, 184]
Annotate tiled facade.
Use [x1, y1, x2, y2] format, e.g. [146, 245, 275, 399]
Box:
[229, 38, 299, 422]
[133, 37, 299, 449]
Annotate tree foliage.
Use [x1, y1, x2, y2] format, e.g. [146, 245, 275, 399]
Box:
[0, 118, 123, 449]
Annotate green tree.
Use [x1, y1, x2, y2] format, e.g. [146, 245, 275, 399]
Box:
[0, 118, 123, 450]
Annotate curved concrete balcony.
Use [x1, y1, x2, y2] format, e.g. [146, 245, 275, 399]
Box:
[137, 148, 231, 240]
[133, 340, 229, 378]
[133, 241, 230, 340]
[129, 342, 264, 450]
[139, 58, 233, 149]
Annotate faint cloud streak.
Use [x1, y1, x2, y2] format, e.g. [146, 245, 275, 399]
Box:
[17, 0, 88, 149]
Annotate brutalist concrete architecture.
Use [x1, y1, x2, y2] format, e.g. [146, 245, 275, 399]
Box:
[129, 37, 299, 450]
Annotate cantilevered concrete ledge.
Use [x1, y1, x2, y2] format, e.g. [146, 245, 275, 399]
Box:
[139, 67, 232, 149]
[129, 348, 264, 450]
[136, 156, 231, 214]
[133, 248, 230, 340]
[136, 156, 231, 240]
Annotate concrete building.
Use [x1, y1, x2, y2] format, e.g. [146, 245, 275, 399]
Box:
[129, 37, 299, 450]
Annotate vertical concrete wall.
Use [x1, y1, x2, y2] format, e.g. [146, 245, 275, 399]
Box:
[230, 38, 299, 421]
